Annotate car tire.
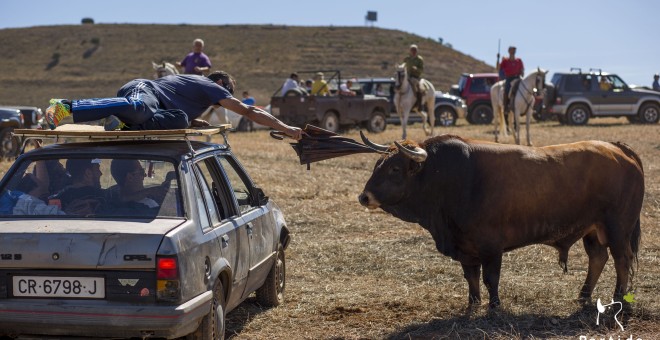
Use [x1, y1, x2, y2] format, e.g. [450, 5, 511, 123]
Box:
[434, 106, 457, 126]
[366, 111, 387, 133]
[0, 127, 19, 159]
[566, 104, 590, 125]
[468, 104, 493, 125]
[637, 102, 660, 124]
[188, 281, 225, 340]
[256, 243, 285, 307]
[237, 118, 254, 132]
[320, 112, 340, 133]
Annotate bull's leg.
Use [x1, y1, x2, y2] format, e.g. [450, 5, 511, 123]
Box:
[579, 232, 609, 304]
[481, 253, 503, 308]
[608, 231, 634, 302]
[461, 263, 481, 305]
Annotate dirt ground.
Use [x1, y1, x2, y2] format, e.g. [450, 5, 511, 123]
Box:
[218, 118, 659, 340]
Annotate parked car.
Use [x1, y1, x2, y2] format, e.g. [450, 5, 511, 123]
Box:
[356, 78, 467, 126]
[0, 107, 24, 159]
[270, 71, 390, 133]
[0, 127, 289, 339]
[545, 68, 660, 125]
[449, 73, 547, 124]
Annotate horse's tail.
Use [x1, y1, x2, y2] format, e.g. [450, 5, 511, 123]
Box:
[490, 82, 507, 137]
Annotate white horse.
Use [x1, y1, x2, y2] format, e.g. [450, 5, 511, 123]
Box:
[491, 67, 547, 146]
[152, 61, 179, 78]
[394, 63, 436, 139]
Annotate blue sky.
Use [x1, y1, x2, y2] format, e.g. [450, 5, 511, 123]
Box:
[1, 0, 658, 87]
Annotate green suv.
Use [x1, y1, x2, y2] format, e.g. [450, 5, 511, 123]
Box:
[546, 69, 660, 125]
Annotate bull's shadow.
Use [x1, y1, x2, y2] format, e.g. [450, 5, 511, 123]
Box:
[384, 303, 645, 339]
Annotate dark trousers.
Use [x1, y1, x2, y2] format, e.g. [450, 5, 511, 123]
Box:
[71, 80, 189, 130]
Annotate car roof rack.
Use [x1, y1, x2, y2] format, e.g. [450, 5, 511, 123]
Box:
[13, 124, 232, 156]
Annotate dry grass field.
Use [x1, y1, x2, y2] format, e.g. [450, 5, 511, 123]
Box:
[205, 118, 659, 340]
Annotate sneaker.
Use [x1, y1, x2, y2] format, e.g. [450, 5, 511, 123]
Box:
[45, 99, 71, 130]
[103, 115, 126, 131]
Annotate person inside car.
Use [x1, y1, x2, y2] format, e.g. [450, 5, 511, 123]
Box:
[12, 160, 65, 216]
[599, 76, 612, 91]
[339, 79, 356, 96]
[54, 158, 106, 215]
[110, 159, 175, 210]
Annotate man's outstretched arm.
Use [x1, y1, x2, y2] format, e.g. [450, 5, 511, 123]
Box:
[219, 97, 303, 140]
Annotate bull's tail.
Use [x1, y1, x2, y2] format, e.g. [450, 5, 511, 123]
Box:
[611, 141, 644, 174]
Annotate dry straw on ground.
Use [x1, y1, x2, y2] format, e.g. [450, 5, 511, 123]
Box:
[3, 118, 657, 339]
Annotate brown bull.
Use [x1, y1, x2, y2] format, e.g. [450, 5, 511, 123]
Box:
[358, 132, 644, 308]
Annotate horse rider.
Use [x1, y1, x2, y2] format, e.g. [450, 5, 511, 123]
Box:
[404, 44, 424, 112]
[497, 46, 525, 112]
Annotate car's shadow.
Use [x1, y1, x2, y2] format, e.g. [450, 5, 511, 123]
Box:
[383, 303, 649, 339]
[225, 296, 270, 339]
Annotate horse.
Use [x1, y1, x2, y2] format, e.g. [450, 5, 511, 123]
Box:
[394, 63, 436, 139]
[152, 61, 179, 78]
[491, 68, 547, 146]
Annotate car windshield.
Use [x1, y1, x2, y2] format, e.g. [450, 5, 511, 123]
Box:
[0, 156, 182, 219]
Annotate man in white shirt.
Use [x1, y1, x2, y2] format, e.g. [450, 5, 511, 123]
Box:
[281, 73, 301, 96]
[339, 79, 356, 96]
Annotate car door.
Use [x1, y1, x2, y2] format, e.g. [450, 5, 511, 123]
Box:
[191, 155, 251, 310]
[215, 155, 275, 298]
[594, 75, 635, 115]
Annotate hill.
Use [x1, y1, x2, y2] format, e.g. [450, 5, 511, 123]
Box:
[0, 24, 494, 109]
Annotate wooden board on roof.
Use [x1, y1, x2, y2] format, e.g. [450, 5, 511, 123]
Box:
[13, 124, 232, 139]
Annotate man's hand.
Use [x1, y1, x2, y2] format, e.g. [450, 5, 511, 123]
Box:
[286, 126, 303, 140]
[190, 119, 210, 127]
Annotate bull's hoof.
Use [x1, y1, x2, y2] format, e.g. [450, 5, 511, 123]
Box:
[488, 300, 501, 309]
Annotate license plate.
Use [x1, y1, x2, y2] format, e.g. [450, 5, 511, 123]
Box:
[12, 276, 105, 298]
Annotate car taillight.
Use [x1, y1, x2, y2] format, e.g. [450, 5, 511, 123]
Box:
[555, 97, 562, 105]
[156, 256, 180, 301]
[19, 113, 24, 125]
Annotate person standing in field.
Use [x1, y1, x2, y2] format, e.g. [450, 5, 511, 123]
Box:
[178, 38, 212, 76]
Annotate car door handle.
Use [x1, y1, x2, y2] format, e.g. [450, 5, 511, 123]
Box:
[221, 234, 229, 247]
[246, 222, 254, 235]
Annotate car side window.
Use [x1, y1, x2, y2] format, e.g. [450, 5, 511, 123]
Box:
[216, 156, 255, 214]
[193, 158, 229, 226]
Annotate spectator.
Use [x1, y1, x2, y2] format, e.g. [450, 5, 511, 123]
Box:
[599, 76, 612, 91]
[497, 46, 525, 112]
[110, 159, 174, 209]
[44, 71, 303, 140]
[281, 73, 301, 96]
[13, 160, 65, 215]
[54, 158, 106, 215]
[339, 79, 356, 96]
[178, 38, 212, 76]
[241, 91, 256, 106]
[653, 74, 660, 91]
[311, 72, 331, 96]
[375, 84, 388, 96]
[304, 79, 313, 93]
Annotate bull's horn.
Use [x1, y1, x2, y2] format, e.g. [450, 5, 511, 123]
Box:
[394, 141, 427, 163]
[360, 131, 390, 152]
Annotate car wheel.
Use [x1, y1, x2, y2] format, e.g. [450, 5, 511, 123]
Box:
[468, 104, 493, 125]
[366, 111, 387, 133]
[0, 128, 19, 159]
[434, 106, 457, 126]
[237, 118, 254, 132]
[256, 243, 285, 307]
[320, 112, 340, 133]
[188, 281, 225, 340]
[566, 104, 590, 125]
[637, 102, 660, 124]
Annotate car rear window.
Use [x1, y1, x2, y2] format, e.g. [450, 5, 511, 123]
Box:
[0, 157, 182, 218]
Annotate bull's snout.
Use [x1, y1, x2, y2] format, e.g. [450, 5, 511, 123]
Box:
[358, 191, 379, 209]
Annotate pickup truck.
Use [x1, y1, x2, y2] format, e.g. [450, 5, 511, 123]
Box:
[270, 71, 390, 133]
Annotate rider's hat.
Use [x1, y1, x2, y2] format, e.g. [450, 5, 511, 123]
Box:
[409, 44, 418, 50]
